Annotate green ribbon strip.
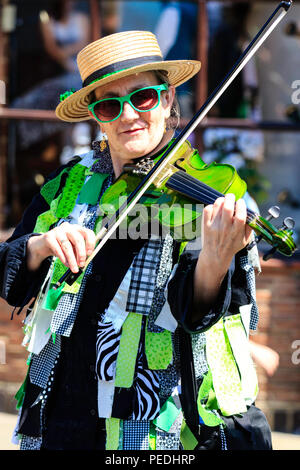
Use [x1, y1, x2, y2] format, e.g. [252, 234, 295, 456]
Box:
[180, 419, 198, 450]
[145, 322, 173, 370]
[224, 314, 258, 405]
[78, 172, 109, 205]
[205, 318, 247, 416]
[149, 422, 156, 450]
[14, 365, 30, 410]
[105, 417, 121, 450]
[153, 396, 181, 432]
[43, 281, 64, 311]
[40, 167, 71, 205]
[115, 312, 143, 388]
[197, 369, 224, 427]
[56, 164, 87, 218]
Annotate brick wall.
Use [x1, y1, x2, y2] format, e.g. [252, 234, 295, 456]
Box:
[0, 298, 28, 413]
[254, 257, 300, 433]
[0, 255, 299, 428]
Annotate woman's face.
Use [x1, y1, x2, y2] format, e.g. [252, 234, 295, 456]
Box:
[94, 71, 175, 168]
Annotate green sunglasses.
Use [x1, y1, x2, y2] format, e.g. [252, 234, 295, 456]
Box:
[88, 83, 169, 123]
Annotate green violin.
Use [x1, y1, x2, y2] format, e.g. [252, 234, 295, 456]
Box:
[98, 140, 296, 259]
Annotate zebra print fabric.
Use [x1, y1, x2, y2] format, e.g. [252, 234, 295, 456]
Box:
[132, 367, 160, 420]
[132, 340, 160, 420]
[96, 320, 161, 420]
[96, 321, 121, 382]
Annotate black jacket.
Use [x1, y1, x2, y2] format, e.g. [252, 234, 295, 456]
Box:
[0, 163, 248, 449]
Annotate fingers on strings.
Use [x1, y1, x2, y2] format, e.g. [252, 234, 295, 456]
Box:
[204, 194, 247, 228]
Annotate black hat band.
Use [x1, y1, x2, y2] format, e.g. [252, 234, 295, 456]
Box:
[82, 55, 163, 88]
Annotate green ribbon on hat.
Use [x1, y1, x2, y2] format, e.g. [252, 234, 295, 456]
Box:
[59, 88, 76, 102]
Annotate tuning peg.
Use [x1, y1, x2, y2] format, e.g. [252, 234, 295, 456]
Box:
[248, 206, 281, 251]
[280, 217, 295, 230]
[266, 205, 280, 221]
[263, 247, 277, 261]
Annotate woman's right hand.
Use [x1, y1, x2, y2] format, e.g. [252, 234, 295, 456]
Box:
[26, 222, 96, 273]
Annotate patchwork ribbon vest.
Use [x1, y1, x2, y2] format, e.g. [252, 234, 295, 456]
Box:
[16, 140, 259, 450]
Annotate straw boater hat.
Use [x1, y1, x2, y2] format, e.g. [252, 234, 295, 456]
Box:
[56, 30, 201, 122]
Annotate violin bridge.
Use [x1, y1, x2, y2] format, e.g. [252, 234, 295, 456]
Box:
[152, 165, 175, 188]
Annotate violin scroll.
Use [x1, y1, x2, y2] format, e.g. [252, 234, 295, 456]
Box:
[247, 205, 280, 250]
[247, 205, 297, 260]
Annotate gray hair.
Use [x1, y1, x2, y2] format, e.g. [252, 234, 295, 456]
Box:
[154, 70, 180, 131]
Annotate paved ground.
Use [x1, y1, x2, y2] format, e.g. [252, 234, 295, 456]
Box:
[0, 412, 299, 450]
[0, 413, 18, 450]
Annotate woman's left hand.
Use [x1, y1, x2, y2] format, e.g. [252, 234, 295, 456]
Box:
[193, 193, 253, 308]
[201, 193, 253, 268]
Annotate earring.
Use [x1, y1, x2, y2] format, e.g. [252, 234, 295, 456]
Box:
[100, 139, 107, 152]
[99, 130, 108, 152]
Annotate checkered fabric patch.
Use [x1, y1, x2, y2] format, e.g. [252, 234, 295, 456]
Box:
[50, 271, 90, 337]
[126, 237, 163, 315]
[29, 334, 61, 389]
[20, 435, 42, 450]
[156, 414, 182, 450]
[147, 234, 175, 333]
[156, 364, 180, 405]
[191, 332, 209, 379]
[240, 254, 259, 331]
[122, 420, 150, 450]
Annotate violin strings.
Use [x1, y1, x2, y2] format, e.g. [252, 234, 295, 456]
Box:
[167, 172, 268, 237]
[167, 172, 224, 206]
[166, 170, 259, 225]
[171, 171, 270, 236]
[172, 171, 260, 226]
[168, 170, 258, 220]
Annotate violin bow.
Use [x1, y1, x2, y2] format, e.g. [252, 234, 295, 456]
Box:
[53, 1, 293, 289]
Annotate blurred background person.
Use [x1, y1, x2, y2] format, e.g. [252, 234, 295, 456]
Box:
[155, 1, 197, 119]
[11, 0, 90, 152]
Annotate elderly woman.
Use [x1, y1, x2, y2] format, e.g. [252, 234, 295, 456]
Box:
[0, 31, 271, 450]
